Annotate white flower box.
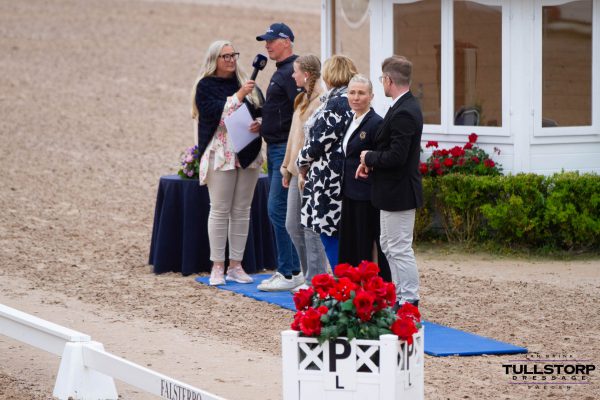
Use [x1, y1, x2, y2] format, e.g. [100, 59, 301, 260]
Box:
[281, 329, 424, 400]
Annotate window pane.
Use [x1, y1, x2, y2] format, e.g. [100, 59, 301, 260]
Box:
[333, 0, 370, 77]
[394, 0, 441, 125]
[542, 0, 592, 127]
[454, 1, 502, 127]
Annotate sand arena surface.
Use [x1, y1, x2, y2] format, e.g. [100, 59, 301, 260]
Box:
[0, 0, 599, 399]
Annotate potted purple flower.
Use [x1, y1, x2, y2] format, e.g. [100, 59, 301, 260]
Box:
[177, 145, 199, 179]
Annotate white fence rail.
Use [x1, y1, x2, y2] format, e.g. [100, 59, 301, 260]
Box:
[0, 303, 226, 400]
[0, 303, 91, 355]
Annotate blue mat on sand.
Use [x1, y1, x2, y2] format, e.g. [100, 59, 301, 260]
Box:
[196, 274, 527, 357]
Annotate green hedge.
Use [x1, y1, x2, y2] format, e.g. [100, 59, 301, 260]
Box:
[415, 172, 600, 251]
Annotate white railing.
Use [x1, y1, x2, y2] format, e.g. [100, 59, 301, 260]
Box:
[0, 303, 91, 356]
[0, 303, 226, 400]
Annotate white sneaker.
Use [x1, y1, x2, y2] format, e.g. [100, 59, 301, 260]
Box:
[291, 273, 305, 287]
[225, 265, 254, 284]
[258, 272, 304, 292]
[291, 283, 310, 293]
[260, 273, 278, 284]
[209, 265, 225, 286]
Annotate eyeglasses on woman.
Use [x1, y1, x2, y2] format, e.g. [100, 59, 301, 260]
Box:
[219, 52, 240, 62]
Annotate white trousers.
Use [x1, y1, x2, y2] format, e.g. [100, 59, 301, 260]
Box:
[205, 159, 259, 262]
[380, 209, 420, 303]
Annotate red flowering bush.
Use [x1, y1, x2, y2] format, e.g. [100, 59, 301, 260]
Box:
[420, 133, 502, 177]
[291, 262, 422, 343]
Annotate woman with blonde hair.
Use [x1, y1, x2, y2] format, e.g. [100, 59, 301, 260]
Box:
[192, 40, 264, 285]
[266, 54, 327, 291]
[297, 55, 357, 269]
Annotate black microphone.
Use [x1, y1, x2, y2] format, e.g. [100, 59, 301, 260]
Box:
[250, 54, 268, 80]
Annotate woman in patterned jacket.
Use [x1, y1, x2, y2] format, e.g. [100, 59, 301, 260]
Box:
[297, 55, 357, 268]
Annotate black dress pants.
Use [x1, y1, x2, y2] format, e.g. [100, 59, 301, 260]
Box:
[338, 195, 391, 282]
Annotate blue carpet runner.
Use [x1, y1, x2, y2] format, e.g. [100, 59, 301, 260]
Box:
[196, 274, 527, 357]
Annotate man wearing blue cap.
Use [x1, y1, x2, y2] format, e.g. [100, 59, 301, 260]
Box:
[255, 23, 304, 291]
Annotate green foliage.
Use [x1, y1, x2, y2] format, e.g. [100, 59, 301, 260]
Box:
[543, 172, 600, 250]
[415, 172, 600, 252]
[432, 174, 498, 242]
[479, 174, 548, 245]
[414, 178, 435, 241]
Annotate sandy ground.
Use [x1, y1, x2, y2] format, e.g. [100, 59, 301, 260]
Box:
[0, 0, 599, 399]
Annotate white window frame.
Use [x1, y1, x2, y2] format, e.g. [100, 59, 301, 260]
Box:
[533, 0, 600, 137]
[382, 0, 510, 138]
[321, 0, 332, 63]
[322, 0, 373, 87]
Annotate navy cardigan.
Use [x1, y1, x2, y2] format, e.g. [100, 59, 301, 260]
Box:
[342, 108, 383, 202]
[195, 75, 262, 168]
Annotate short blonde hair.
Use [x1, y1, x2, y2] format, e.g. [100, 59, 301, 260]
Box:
[349, 74, 373, 94]
[322, 55, 357, 88]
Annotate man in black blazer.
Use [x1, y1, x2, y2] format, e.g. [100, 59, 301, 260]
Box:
[357, 56, 423, 308]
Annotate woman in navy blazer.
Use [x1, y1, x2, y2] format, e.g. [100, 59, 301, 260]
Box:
[338, 75, 391, 281]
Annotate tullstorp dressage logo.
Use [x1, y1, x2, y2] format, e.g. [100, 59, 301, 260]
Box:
[503, 352, 596, 392]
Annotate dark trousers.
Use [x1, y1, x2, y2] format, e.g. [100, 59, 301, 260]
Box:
[338, 195, 391, 282]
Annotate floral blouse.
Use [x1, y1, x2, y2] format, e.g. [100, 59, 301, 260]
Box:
[198, 96, 262, 185]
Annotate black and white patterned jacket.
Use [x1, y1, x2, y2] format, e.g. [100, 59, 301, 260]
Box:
[297, 86, 352, 236]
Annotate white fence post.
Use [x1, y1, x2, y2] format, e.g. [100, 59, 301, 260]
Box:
[281, 330, 300, 400]
[53, 341, 118, 400]
[379, 334, 398, 400]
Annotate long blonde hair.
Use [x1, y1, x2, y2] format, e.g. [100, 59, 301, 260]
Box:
[293, 54, 321, 116]
[191, 40, 261, 120]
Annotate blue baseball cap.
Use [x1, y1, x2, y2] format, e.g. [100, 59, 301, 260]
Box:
[256, 23, 295, 42]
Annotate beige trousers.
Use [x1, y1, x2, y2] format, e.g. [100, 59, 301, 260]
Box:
[205, 157, 259, 262]
[380, 209, 420, 303]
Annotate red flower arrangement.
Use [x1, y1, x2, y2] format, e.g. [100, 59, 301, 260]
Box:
[420, 133, 502, 177]
[291, 262, 422, 344]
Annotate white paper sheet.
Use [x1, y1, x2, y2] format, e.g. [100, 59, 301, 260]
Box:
[224, 103, 259, 153]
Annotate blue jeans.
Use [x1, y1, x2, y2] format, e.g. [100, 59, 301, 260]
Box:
[320, 233, 339, 269]
[267, 143, 300, 276]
